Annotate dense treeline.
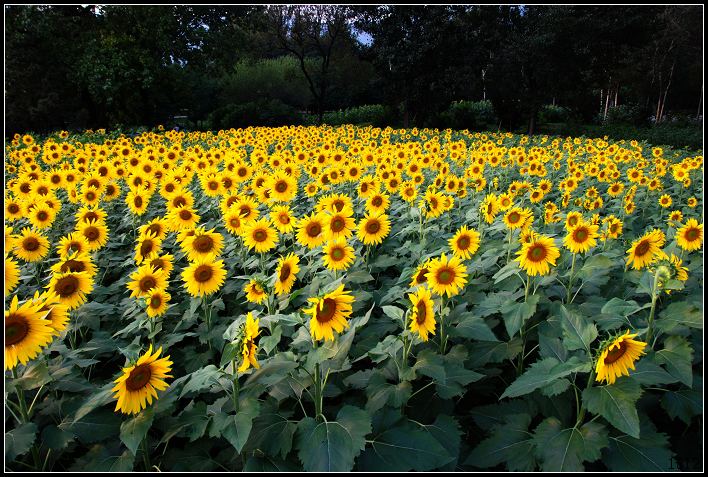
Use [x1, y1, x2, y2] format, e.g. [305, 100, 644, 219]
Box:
[5, 5, 703, 136]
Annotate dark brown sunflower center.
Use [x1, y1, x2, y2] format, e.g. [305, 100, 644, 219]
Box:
[61, 259, 86, 273]
[126, 364, 152, 391]
[23, 237, 40, 251]
[316, 298, 337, 323]
[56, 275, 79, 297]
[278, 214, 290, 224]
[331, 247, 345, 261]
[685, 228, 700, 242]
[134, 196, 143, 208]
[140, 240, 155, 257]
[430, 198, 439, 209]
[85, 212, 100, 223]
[568, 217, 578, 227]
[306, 223, 321, 237]
[208, 181, 218, 190]
[8, 203, 20, 213]
[86, 191, 96, 201]
[84, 227, 99, 241]
[528, 244, 547, 262]
[238, 167, 248, 177]
[253, 230, 267, 242]
[634, 240, 651, 257]
[150, 296, 162, 308]
[436, 267, 455, 285]
[239, 206, 251, 218]
[331, 217, 345, 232]
[194, 235, 214, 253]
[603, 341, 628, 364]
[179, 209, 192, 220]
[372, 197, 383, 207]
[275, 181, 288, 193]
[508, 212, 520, 224]
[457, 236, 471, 250]
[610, 224, 619, 234]
[194, 265, 213, 283]
[573, 228, 589, 242]
[416, 301, 427, 325]
[173, 197, 187, 208]
[279, 264, 291, 282]
[139, 276, 157, 292]
[415, 268, 429, 284]
[20, 183, 31, 193]
[365, 220, 381, 235]
[229, 217, 240, 228]
[51, 175, 61, 184]
[5, 315, 30, 346]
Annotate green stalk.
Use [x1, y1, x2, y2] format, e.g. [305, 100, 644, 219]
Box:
[575, 369, 596, 426]
[645, 267, 662, 346]
[231, 360, 240, 413]
[438, 296, 447, 355]
[566, 253, 577, 304]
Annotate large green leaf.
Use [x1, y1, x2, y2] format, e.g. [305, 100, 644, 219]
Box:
[630, 356, 679, 385]
[295, 405, 371, 472]
[500, 294, 539, 338]
[465, 413, 536, 471]
[70, 444, 136, 472]
[500, 356, 589, 399]
[119, 408, 154, 455]
[365, 372, 412, 412]
[655, 301, 702, 333]
[560, 305, 597, 352]
[59, 408, 123, 444]
[179, 365, 222, 398]
[603, 421, 675, 471]
[452, 312, 498, 341]
[655, 335, 694, 387]
[533, 418, 608, 471]
[359, 416, 454, 471]
[5, 423, 37, 462]
[661, 384, 702, 425]
[582, 378, 641, 438]
[246, 407, 297, 459]
[220, 397, 260, 453]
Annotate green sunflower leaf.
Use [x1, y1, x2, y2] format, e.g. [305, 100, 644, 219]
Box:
[533, 418, 608, 471]
[582, 377, 642, 438]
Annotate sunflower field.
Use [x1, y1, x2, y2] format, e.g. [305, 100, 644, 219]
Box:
[4, 126, 704, 471]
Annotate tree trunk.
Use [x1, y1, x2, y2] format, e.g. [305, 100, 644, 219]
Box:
[528, 107, 537, 135]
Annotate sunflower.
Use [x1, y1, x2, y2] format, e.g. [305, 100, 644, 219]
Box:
[303, 284, 355, 342]
[516, 234, 561, 276]
[601, 216, 623, 241]
[426, 253, 468, 297]
[112, 344, 173, 415]
[32, 290, 69, 335]
[167, 205, 201, 231]
[410, 260, 432, 288]
[145, 288, 171, 318]
[138, 218, 169, 242]
[242, 218, 279, 253]
[14, 228, 50, 262]
[408, 286, 436, 342]
[503, 207, 532, 230]
[135, 232, 163, 265]
[366, 193, 390, 214]
[449, 225, 481, 260]
[594, 331, 647, 385]
[268, 173, 297, 202]
[244, 279, 267, 304]
[28, 203, 56, 230]
[626, 229, 666, 270]
[50, 251, 98, 278]
[297, 212, 328, 249]
[676, 219, 703, 252]
[324, 208, 356, 241]
[5, 198, 24, 221]
[77, 219, 109, 252]
[274, 253, 300, 295]
[357, 211, 391, 246]
[658, 194, 672, 208]
[564, 211, 583, 231]
[480, 194, 499, 224]
[47, 271, 93, 310]
[182, 227, 224, 262]
[563, 221, 599, 254]
[127, 265, 168, 299]
[233, 196, 260, 222]
[223, 208, 248, 236]
[145, 253, 174, 278]
[5, 295, 55, 371]
[75, 205, 107, 226]
[423, 189, 446, 219]
[182, 257, 226, 297]
[322, 238, 356, 271]
[5, 255, 21, 295]
[126, 189, 150, 216]
[270, 204, 295, 234]
[238, 312, 261, 372]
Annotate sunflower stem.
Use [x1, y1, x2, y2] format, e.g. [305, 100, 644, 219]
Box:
[565, 253, 577, 304]
[231, 362, 240, 413]
[313, 361, 324, 420]
[141, 436, 152, 472]
[438, 296, 447, 355]
[575, 368, 596, 427]
[505, 229, 513, 264]
[645, 267, 662, 346]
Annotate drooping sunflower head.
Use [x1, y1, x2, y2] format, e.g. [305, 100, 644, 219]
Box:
[516, 234, 560, 276]
[181, 257, 226, 298]
[237, 312, 261, 372]
[410, 260, 432, 288]
[112, 344, 173, 415]
[594, 331, 647, 385]
[5, 295, 55, 371]
[242, 218, 279, 254]
[449, 225, 481, 260]
[626, 229, 666, 270]
[425, 253, 469, 298]
[303, 284, 355, 342]
[275, 252, 300, 296]
[322, 239, 356, 272]
[357, 211, 391, 246]
[408, 286, 436, 342]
